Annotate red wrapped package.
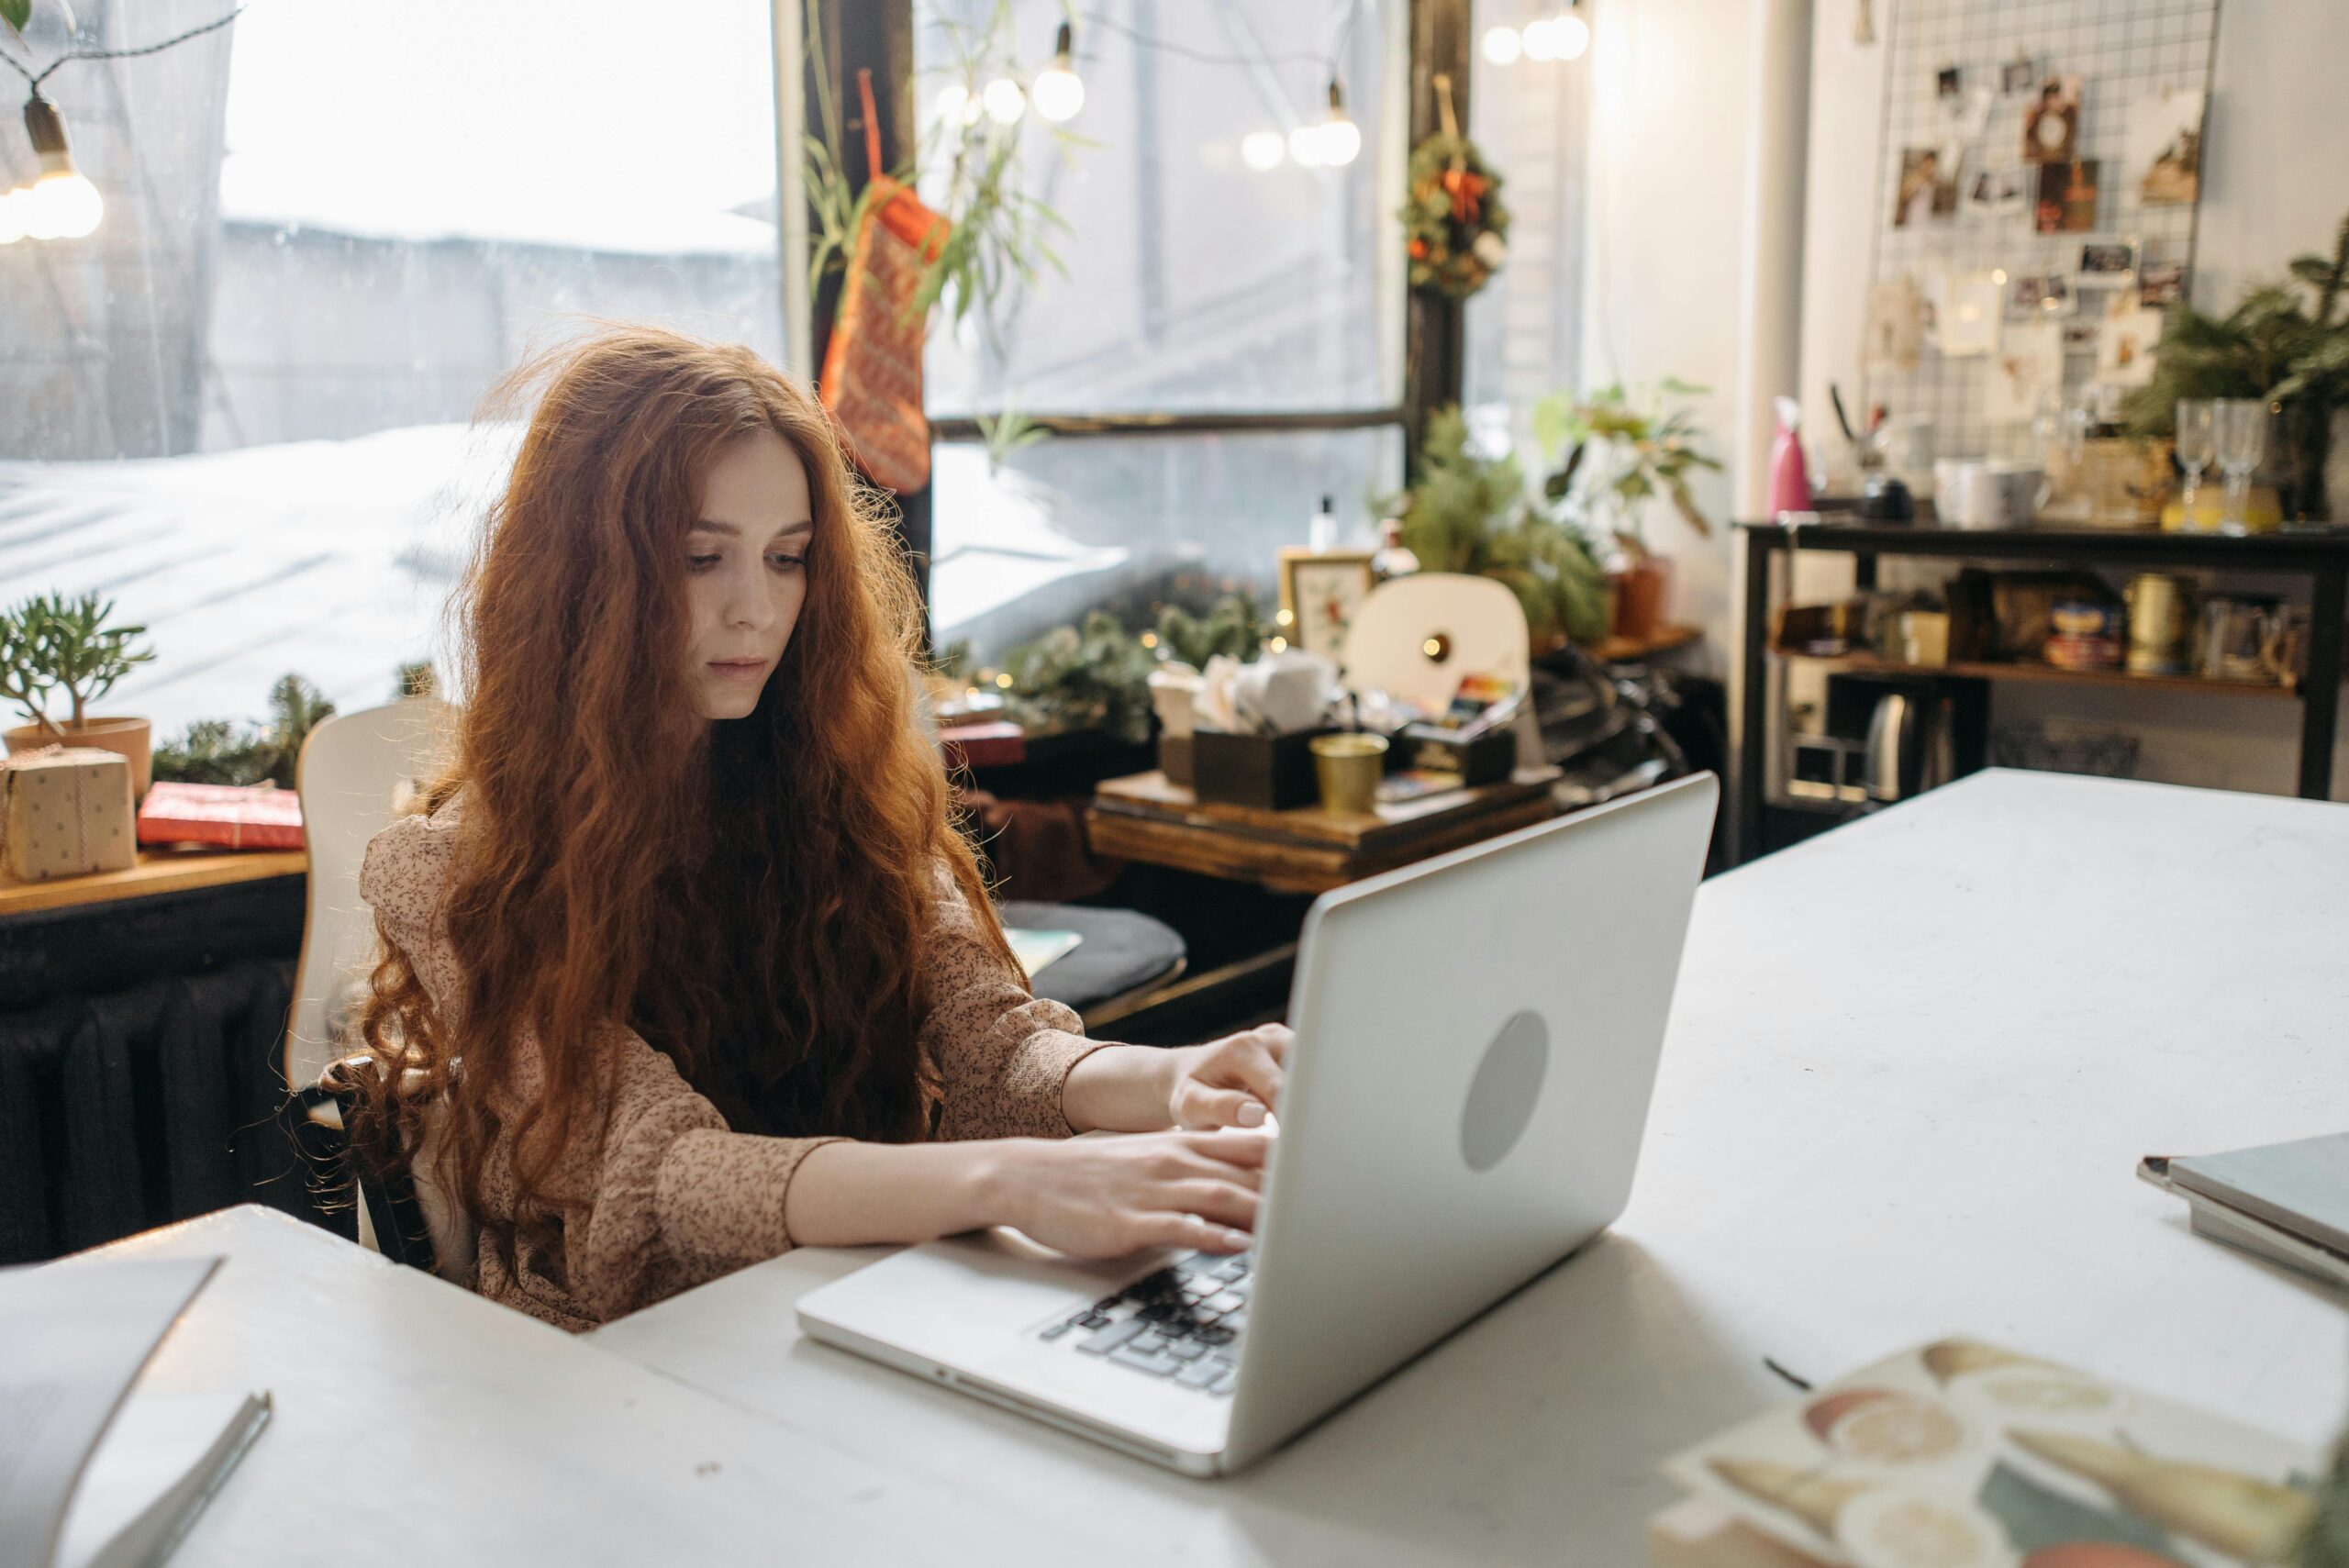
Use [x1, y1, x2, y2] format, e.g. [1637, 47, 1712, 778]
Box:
[137, 781, 306, 851]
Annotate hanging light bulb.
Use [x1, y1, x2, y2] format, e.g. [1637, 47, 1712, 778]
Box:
[1317, 76, 1361, 167]
[1481, 26, 1524, 66]
[0, 187, 28, 246]
[932, 82, 976, 127]
[1286, 119, 1328, 168]
[1030, 20, 1085, 122]
[1240, 129, 1286, 172]
[1520, 17, 1561, 60]
[20, 95, 103, 240]
[1553, 3, 1593, 61]
[981, 74, 1027, 125]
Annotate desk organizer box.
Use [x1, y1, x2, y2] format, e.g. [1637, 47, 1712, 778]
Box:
[0, 745, 137, 881]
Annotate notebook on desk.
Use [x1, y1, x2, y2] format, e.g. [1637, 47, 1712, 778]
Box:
[0, 1255, 272, 1568]
[2140, 1131, 2349, 1289]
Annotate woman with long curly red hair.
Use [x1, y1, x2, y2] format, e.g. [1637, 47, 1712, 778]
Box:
[351, 326, 1286, 1329]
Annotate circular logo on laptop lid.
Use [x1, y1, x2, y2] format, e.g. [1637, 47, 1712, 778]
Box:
[1460, 1008, 1549, 1172]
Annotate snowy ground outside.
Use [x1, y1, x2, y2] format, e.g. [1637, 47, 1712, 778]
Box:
[0, 432, 1127, 737]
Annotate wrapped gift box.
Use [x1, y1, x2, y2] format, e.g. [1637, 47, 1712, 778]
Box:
[138, 781, 306, 851]
[0, 745, 137, 881]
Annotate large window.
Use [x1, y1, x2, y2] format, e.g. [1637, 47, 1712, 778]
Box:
[0, 1, 783, 732]
[913, 0, 1408, 662]
[1461, 0, 1589, 454]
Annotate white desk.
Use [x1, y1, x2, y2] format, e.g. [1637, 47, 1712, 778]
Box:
[68, 1206, 1074, 1565]
[591, 771, 2349, 1564]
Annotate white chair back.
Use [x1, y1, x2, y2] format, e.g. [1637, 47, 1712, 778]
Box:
[1337, 573, 1531, 711]
[286, 696, 454, 1093]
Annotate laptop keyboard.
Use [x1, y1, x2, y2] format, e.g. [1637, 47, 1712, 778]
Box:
[1036, 1250, 1252, 1396]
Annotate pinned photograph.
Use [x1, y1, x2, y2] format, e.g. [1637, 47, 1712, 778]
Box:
[2034, 160, 2100, 234]
[1896, 146, 1958, 228]
[1937, 64, 1963, 104]
[2138, 261, 2187, 307]
[2076, 239, 2140, 285]
[2023, 75, 2082, 163]
[2129, 88, 2204, 206]
[1864, 277, 1926, 373]
[1939, 84, 1994, 143]
[1964, 163, 2029, 221]
[2008, 272, 2076, 317]
[2096, 306, 2165, 387]
[1999, 52, 2036, 95]
[1987, 319, 2065, 424]
[2063, 320, 2100, 349]
[1937, 272, 2004, 358]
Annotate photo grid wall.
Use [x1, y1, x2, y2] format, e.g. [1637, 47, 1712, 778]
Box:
[1865, 0, 2219, 459]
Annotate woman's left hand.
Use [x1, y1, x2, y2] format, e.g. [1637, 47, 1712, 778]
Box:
[1166, 1024, 1291, 1130]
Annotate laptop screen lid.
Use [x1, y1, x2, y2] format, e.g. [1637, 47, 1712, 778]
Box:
[1221, 773, 1716, 1471]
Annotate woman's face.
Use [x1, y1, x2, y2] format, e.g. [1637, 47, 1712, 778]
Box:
[684, 429, 813, 722]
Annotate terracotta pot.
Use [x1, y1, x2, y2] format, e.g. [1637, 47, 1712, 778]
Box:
[1610, 558, 1674, 642]
[5, 716, 154, 799]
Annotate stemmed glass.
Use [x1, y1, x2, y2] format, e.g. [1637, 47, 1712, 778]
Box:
[2174, 400, 2216, 530]
[2213, 398, 2269, 537]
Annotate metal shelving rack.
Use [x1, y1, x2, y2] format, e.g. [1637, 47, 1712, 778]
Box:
[1731, 519, 2349, 864]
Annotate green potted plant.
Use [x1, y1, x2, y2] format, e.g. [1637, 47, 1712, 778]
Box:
[1378, 407, 1610, 652]
[2124, 212, 2349, 520]
[0, 591, 158, 795]
[1531, 380, 1720, 643]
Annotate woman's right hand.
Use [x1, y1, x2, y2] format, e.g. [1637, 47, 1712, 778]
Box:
[988, 1128, 1272, 1259]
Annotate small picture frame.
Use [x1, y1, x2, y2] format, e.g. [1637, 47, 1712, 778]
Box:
[1278, 550, 1378, 662]
[1999, 51, 2036, 95]
[2076, 239, 2141, 286]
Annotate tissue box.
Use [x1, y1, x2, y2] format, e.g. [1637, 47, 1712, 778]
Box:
[1157, 733, 1195, 788]
[1191, 728, 1331, 810]
[0, 745, 137, 881]
[1394, 725, 1516, 786]
[138, 781, 306, 850]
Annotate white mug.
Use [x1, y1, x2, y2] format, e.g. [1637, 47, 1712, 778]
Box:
[1933, 459, 2050, 530]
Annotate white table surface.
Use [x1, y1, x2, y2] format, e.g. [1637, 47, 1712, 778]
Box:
[65, 1205, 1076, 1565]
[587, 770, 2349, 1565]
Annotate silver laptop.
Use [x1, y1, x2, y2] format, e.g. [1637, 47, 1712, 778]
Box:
[796, 772, 1718, 1476]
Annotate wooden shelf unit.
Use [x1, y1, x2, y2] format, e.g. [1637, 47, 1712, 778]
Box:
[1771, 647, 2299, 700]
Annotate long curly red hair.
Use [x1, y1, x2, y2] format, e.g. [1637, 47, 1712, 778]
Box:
[352, 324, 1004, 1218]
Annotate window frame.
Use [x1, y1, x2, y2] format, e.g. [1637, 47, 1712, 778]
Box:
[799, 0, 1472, 622]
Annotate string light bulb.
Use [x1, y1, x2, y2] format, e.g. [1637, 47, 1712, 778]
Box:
[0, 188, 28, 245]
[1030, 21, 1085, 122]
[1481, 26, 1524, 66]
[932, 82, 981, 128]
[981, 74, 1027, 125]
[1315, 76, 1361, 167]
[1552, 3, 1593, 61]
[20, 95, 103, 240]
[1241, 129, 1286, 171]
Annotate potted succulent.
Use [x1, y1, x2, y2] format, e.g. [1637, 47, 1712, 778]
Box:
[1, 592, 159, 796]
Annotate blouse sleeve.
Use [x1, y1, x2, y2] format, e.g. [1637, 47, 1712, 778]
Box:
[360, 810, 847, 1328]
[921, 866, 1110, 1143]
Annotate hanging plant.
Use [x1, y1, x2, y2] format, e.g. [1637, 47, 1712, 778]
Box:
[1400, 74, 1509, 302]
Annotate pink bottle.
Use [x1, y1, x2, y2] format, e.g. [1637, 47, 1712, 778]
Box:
[1769, 395, 1815, 519]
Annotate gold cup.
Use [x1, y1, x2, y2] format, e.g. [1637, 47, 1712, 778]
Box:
[1309, 733, 1388, 816]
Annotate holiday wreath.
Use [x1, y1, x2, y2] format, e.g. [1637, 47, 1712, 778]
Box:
[1401, 130, 1509, 300]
